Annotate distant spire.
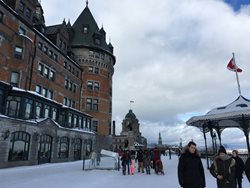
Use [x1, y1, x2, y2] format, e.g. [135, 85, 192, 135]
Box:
[109, 37, 111, 44]
[86, 0, 89, 7]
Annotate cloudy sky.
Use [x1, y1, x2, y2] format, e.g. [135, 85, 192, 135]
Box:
[41, 0, 250, 148]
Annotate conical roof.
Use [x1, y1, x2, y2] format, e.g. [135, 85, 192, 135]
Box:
[71, 4, 111, 53]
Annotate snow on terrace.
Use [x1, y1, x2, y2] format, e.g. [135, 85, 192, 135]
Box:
[0, 155, 249, 188]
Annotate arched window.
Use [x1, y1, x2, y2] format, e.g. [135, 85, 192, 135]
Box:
[74, 138, 82, 160]
[8, 131, 30, 161]
[58, 136, 69, 159]
[38, 134, 52, 164]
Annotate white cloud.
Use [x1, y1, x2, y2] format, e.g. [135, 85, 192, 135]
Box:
[42, 0, 250, 147]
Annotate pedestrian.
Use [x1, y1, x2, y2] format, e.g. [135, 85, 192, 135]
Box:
[178, 141, 205, 188]
[143, 149, 151, 175]
[153, 147, 160, 173]
[245, 156, 250, 183]
[232, 150, 244, 188]
[121, 149, 131, 175]
[169, 149, 172, 160]
[130, 150, 136, 175]
[136, 149, 144, 173]
[210, 146, 236, 188]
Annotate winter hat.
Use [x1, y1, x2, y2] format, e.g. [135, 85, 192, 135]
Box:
[218, 146, 227, 154]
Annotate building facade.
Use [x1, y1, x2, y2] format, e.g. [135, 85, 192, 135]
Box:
[112, 109, 147, 151]
[0, 0, 115, 168]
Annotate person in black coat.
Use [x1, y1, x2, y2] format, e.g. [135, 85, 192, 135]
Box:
[232, 150, 244, 188]
[178, 141, 206, 188]
[245, 156, 250, 183]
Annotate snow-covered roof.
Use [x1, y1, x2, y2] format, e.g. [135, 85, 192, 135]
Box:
[186, 95, 250, 126]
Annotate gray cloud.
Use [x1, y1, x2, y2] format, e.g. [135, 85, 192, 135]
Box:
[42, 0, 250, 148]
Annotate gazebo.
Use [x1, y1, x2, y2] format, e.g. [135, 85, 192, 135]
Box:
[186, 95, 250, 161]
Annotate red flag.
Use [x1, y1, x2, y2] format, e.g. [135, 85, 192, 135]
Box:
[227, 58, 242, 72]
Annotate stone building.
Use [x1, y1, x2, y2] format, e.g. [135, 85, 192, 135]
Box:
[0, 0, 115, 168]
[112, 109, 147, 151]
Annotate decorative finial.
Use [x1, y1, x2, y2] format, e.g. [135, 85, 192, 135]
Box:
[86, 0, 88, 7]
[109, 37, 111, 44]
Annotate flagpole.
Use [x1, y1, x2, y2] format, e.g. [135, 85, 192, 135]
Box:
[232, 52, 242, 96]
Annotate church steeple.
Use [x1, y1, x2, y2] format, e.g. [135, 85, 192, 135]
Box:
[158, 132, 162, 145]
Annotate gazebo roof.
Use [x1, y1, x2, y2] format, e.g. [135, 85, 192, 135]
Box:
[186, 95, 250, 126]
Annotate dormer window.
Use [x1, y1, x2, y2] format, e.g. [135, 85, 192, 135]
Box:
[82, 25, 88, 34]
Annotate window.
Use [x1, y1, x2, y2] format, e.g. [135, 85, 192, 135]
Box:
[19, 2, 25, 13]
[63, 97, 68, 106]
[35, 102, 42, 118]
[47, 90, 53, 99]
[69, 82, 73, 91]
[78, 117, 82, 129]
[44, 67, 49, 78]
[14, 46, 23, 59]
[95, 52, 100, 58]
[0, 11, 3, 22]
[48, 50, 53, 57]
[42, 88, 47, 97]
[92, 120, 98, 132]
[52, 108, 58, 121]
[38, 63, 44, 75]
[44, 105, 50, 118]
[53, 54, 58, 61]
[58, 137, 69, 159]
[68, 99, 72, 107]
[64, 79, 69, 89]
[95, 39, 101, 45]
[64, 61, 67, 69]
[19, 27, 26, 35]
[68, 113, 72, 127]
[87, 81, 93, 90]
[10, 72, 20, 87]
[73, 84, 77, 93]
[72, 101, 75, 108]
[38, 42, 43, 49]
[5, 96, 21, 117]
[94, 82, 99, 91]
[43, 46, 48, 54]
[89, 50, 94, 57]
[8, 131, 30, 161]
[49, 70, 55, 81]
[88, 66, 93, 73]
[73, 115, 77, 128]
[83, 25, 88, 34]
[94, 67, 99, 74]
[93, 99, 99, 111]
[25, 8, 31, 18]
[86, 98, 92, 111]
[24, 99, 33, 119]
[35, 85, 41, 93]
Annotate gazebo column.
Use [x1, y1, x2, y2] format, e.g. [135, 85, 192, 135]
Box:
[244, 131, 250, 156]
[203, 124, 209, 169]
[215, 126, 222, 146]
[209, 128, 215, 154]
[242, 115, 250, 156]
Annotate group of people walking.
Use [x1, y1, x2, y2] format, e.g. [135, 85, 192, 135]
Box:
[119, 147, 164, 175]
[177, 141, 250, 188]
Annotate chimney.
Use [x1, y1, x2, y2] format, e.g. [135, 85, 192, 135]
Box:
[112, 121, 116, 136]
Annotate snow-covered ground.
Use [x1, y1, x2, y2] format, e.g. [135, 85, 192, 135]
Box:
[0, 155, 249, 188]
